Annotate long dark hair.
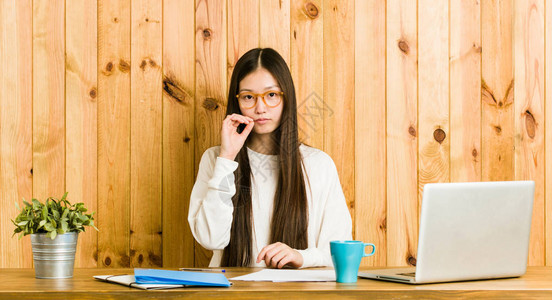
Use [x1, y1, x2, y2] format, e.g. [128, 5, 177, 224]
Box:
[221, 48, 309, 267]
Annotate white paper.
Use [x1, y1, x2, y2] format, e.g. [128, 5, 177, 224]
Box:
[230, 269, 336, 282]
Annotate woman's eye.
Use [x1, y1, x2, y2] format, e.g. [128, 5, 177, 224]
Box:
[244, 94, 254, 100]
[268, 92, 276, 98]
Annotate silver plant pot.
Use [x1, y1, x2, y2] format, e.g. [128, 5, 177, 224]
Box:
[30, 232, 78, 279]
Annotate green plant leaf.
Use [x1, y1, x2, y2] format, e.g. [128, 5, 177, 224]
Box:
[37, 219, 47, 230]
[32, 199, 41, 210]
[89, 220, 99, 231]
[52, 209, 60, 220]
[12, 192, 98, 238]
[61, 207, 69, 219]
[61, 220, 68, 233]
[41, 204, 48, 218]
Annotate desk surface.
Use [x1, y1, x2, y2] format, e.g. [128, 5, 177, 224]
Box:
[1, 267, 552, 299]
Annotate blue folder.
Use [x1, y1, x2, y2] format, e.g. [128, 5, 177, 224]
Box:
[134, 269, 231, 287]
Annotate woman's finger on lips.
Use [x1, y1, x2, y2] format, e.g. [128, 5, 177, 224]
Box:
[230, 119, 243, 127]
[225, 114, 237, 123]
[241, 120, 255, 135]
[230, 114, 249, 124]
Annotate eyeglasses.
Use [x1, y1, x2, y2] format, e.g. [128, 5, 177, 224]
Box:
[235, 90, 284, 109]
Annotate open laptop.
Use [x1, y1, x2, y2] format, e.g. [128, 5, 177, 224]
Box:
[358, 181, 535, 284]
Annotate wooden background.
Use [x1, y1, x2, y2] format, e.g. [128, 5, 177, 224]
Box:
[0, 0, 551, 268]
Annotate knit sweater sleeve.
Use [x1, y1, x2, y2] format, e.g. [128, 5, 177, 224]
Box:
[188, 147, 239, 250]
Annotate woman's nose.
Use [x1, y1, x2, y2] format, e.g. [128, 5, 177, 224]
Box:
[254, 96, 267, 113]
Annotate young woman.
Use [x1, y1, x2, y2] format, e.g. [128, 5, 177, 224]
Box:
[188, 48, 352, 268]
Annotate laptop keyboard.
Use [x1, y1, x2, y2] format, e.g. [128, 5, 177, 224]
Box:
[398, 272, 416, 277]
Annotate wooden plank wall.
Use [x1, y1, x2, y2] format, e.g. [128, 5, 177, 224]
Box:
[1, 0, 552, 268]
[385, 0, 418, 268]
[66, 0, 98, 268]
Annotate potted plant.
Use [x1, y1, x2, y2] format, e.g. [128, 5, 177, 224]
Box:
[12, 192, 98, 278]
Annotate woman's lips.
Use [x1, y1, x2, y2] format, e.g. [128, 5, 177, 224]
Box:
[255, 118, 270, 125]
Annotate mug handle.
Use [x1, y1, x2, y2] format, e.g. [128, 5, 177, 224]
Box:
[363, 243, 376, 257]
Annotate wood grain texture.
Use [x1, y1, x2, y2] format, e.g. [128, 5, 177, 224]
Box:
[130, 0, 163, 268]
[162, 0, 196, 268]
[418, 0, 450, 205]
[514, 0, 545, 266]
[32, 0, 65, 201]
[546, 0, 552, 267]
[481, 0, 514, 182]
[260, 0, 290, 64]
[3, 0, 552, 269]
[323, 0, 355, 236]
[3, 267, 552, 299]
[386, 0, 418, 267]
[195, 0, 227, 267]
[450, 0, 481, 182]
[97, 0, 131, 268]
[228, 0, 259, 87]
[65, 0, 98, 268]
[355, 0, 386, 267]
[0, 0, 33, 268]
[291, 0, 324, 149]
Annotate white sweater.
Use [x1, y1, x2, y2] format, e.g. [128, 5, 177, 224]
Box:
[188, 144, 352, 268]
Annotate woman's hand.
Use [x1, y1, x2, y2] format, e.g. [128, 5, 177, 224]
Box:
[219, 114, 254, 160]
[256, 242, 304, 269]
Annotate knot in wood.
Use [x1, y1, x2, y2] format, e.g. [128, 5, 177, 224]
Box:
[398, 40, 409, 54]
[433, 128, 446, 144]
[203, 98, 219, 111]
[304, 2, 319, 19]
[525, 110, 536, 139]
[408, 126, 417, 137]
[89, 88, 97, 99]
[118, 59, 130, 73]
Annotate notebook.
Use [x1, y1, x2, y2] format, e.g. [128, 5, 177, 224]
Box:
[134, 269, 231, 287]
[359, 181, 535, 284]
[94, 274, 185, 290]
[94, 268, 231, 289]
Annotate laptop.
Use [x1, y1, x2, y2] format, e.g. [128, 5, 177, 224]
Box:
[358, 181, 535, 284]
